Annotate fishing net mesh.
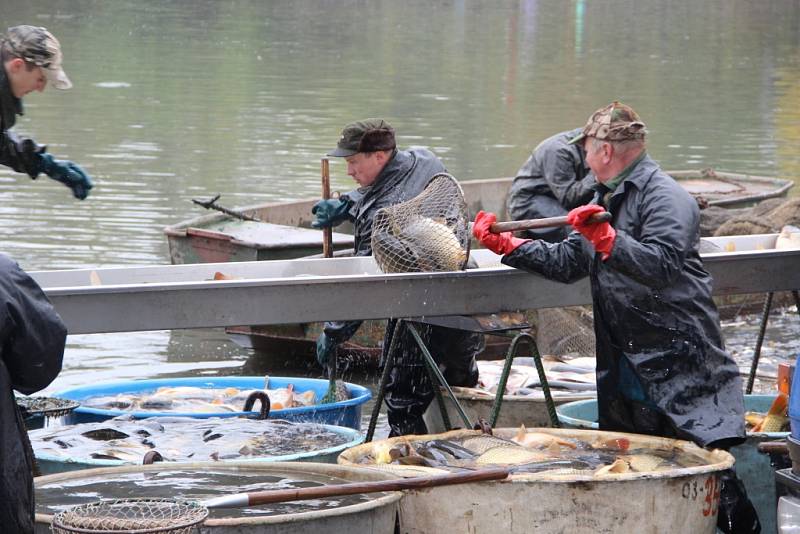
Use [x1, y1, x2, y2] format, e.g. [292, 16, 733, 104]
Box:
[535, 307, 596, 359]
[50, 499, 208, 534]
[371, 173, 470, 273]
[16, 395, 79, 419]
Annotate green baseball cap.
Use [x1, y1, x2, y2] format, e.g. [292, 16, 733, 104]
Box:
[328, 118, 396, 157]
[4, 25, 72, 90]
[568, 101, 647, 145]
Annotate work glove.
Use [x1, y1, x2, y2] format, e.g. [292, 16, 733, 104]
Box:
[315, 332, 338, 368]
[567, 204, 615, 260]
[39, 153, 94, 200]
[472, 210, 531, 255]
[311, 198, 349, 229]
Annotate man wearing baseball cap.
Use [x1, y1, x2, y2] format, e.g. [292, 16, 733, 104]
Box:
[311, 118, 484, 437]
[473, 102, 758, 533]
[0, 25, 93, 200]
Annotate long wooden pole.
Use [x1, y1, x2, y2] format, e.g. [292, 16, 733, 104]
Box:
[490, 211, 611, 233]
[203, 467, 510, 508]
[321, 158, 333, 258]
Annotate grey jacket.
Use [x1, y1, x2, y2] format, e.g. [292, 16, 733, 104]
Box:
[506, 128, 595, 218]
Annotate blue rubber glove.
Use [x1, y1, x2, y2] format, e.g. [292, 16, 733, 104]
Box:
[39, 153, 94, 200]
[316, 332, 338, 368]
[311, 198, 349, 229]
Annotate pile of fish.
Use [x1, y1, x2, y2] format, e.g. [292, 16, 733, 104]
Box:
[81, 381, 317, 414]
[466, 358, 596, 399]
[30, 416, 351, 463]
[362, 426, 706, 477]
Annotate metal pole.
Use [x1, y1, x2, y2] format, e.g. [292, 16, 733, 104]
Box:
[746, 292, 774, 394]
[366, 319, 401, 443]
[406, 322, 472, 429]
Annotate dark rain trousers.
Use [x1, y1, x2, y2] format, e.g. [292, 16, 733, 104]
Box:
[323, 148, 483, 436]
[0, 254, 67, 533]
[382, 320, 481, 437]
[506, 128, 595, 242]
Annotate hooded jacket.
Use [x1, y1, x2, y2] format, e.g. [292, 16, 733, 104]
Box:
[502, 154, 745, 447]
[0, 253, 66, 533]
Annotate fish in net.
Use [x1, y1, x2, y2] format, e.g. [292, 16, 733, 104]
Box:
[371, 173, 471, 273]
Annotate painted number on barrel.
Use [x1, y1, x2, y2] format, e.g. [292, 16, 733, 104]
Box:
[681, 476, 719, 517]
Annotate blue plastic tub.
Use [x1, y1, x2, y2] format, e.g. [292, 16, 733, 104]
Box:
[557, 394, 785, 534]
[56, 377, 371, 430]
[789, 359, 800, 439]
[34, 422, 365, 476]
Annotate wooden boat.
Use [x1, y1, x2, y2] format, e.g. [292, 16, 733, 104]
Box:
[164, 169, 793, 264]
[161, 169, 794, 365]
[161, 170, 794, 365]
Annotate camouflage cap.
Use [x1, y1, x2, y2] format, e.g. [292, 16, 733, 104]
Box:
[568, 101, 647, 145]
[328, 118, 396, 157]
[3, 25, 72, 90]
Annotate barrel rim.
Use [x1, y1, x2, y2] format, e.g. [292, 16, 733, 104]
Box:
[556, 394, 790, 438]
[35, 461, 403, 526]
[54, 376, 371, 420]
[338, 427, 735, 482]
[32, 422, 364, 468]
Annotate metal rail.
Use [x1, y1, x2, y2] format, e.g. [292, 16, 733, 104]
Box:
[29, 239, 800, 335]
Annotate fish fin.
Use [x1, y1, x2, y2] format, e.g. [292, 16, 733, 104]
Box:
[514, 424, 527, 443]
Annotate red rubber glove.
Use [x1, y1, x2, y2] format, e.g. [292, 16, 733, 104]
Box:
[567, 205, 616, 260]
[472, 210, 531, 255]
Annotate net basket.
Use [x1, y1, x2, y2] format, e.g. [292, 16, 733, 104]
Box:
[17, 395, 80, 419]
[50, 499, 208, 534]
[371, 173, 470, 273]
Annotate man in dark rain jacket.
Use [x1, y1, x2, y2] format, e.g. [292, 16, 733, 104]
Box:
[473, 102, 758, 533]
[1, 25, 93, 200]
[311, 118, 483, 436]
[0, 254, 67, 533]
[506, 128, 595, 242]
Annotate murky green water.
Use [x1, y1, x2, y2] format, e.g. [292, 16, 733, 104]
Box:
[1, 1, 797, 439]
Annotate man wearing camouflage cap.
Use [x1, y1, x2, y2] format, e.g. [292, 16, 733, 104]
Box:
[473, 102, 758, 533]
[1, 25, 93, 200]
[311, 118, 484, 437]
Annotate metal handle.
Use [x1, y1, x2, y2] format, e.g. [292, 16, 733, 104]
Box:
[490, 211, 612, 233]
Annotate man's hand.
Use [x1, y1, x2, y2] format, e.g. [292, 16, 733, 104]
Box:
[567, 205, 616, 260]
[311, 198, 350, 229]
[39, 153, 94, 200]
[472, 210, 531, 255]
[316, 332, 338, 368]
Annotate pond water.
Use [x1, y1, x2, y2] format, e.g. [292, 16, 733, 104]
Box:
[1, 0, 798, 440]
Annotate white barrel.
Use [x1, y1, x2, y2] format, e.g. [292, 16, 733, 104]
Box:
[35, 461, 402, 534]
[338, 427, 734, 534]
